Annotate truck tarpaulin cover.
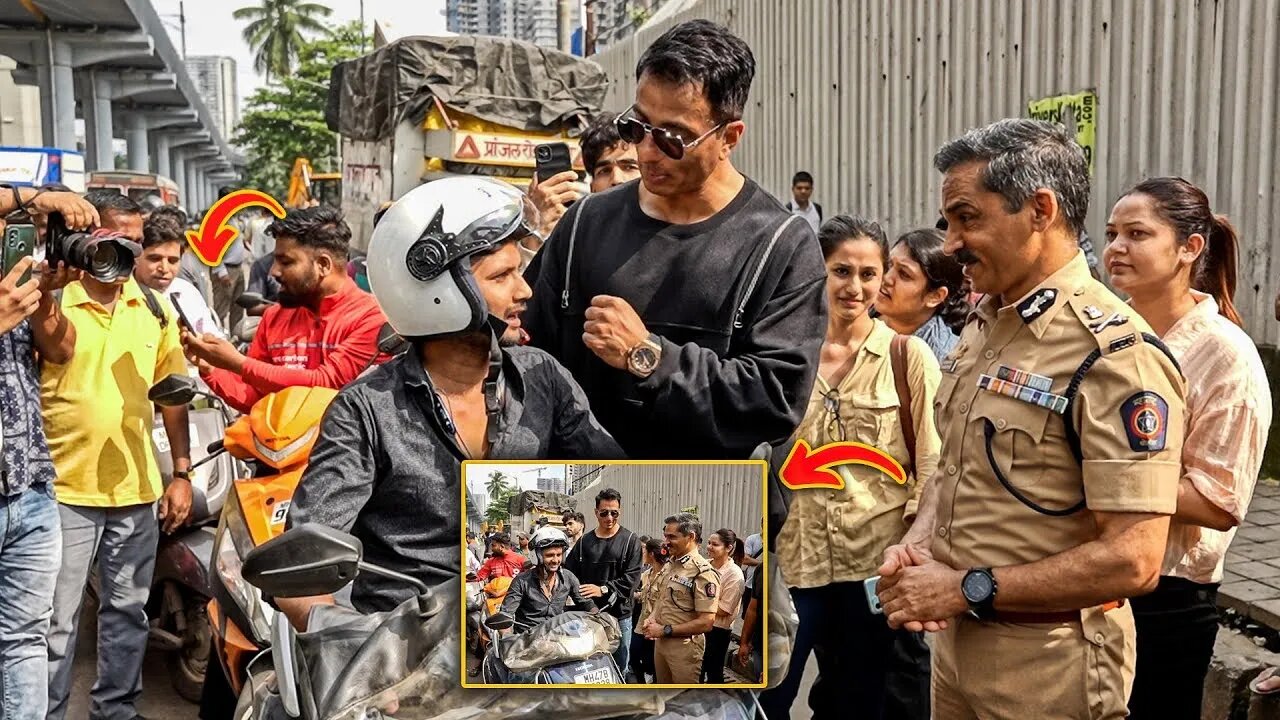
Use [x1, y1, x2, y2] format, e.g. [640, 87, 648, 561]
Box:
[326, 35, 609, 141]
[508, 490, 575, 517]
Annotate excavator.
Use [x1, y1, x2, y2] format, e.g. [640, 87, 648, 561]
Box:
[284, 157, 341, 209]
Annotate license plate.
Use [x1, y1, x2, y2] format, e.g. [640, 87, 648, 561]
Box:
[573, 667, 613, 684]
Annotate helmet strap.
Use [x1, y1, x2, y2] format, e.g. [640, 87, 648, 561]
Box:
[484, 329, 505, 446]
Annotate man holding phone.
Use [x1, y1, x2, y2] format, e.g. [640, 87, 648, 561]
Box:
[135, 213, 223, 337]
[0, 185, 90, 720]
[525, 112, 641, 263]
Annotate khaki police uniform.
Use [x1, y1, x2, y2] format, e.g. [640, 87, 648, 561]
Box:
[930, 253, 1184, 720]
[649, 550, 720, 684]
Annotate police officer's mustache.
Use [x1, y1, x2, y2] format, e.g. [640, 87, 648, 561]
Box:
[953, 248, 979, 266]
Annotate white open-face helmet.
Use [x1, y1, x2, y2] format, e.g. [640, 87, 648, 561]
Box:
[530, 526, 569, 560]
[367, 177, 537, 339]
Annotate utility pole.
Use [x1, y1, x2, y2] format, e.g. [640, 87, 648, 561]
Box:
[179, 1, 187, 59]
[557, 0, 572, 53]
[359, 0, 366, 54]
[584, 0, 596, 55]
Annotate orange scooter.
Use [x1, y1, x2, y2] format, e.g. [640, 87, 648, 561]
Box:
[149, 374, 338, 702]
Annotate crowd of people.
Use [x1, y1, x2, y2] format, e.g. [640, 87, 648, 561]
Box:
[0, 14, 1274, 720]
[465, 488, 764, 686]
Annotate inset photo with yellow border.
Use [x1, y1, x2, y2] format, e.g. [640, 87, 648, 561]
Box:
[460, 460, 768, 690]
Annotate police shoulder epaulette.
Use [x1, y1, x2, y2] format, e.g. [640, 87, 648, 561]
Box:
[1066, 295, 1134, 354]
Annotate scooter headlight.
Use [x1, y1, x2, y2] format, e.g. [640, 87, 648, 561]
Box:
[213, 492, 273, 643]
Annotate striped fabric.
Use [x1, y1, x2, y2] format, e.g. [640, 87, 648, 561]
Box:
[1160, 292, 1273, 583]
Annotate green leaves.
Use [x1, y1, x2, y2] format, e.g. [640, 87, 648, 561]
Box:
[234, 0, 334, 81]
[233, 20, 366, 198]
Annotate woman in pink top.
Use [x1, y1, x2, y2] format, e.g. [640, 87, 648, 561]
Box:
[700, 528, 745, 684]
[1104, 177, 1272, 719]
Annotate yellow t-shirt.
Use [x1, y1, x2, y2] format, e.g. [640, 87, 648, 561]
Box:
[42, 278, 188, 507]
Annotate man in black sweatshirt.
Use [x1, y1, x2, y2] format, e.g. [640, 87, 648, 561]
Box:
[564, 488, 643, 676]
[523, 20, 826, 459]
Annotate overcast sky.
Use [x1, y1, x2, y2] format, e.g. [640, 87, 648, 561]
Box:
[466, 464, 567, 495]
[150, 0, 448, 113]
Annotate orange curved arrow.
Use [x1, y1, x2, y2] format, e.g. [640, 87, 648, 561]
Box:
[779, 439, 907, 490]
[185, 189, 286, 266]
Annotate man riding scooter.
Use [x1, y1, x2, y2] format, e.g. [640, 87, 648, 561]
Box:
[499, 527, 595, 634]
[279, 177, 624, 630]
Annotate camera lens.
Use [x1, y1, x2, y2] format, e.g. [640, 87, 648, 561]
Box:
[536, 146, 550, 161]
[50, 231, 136, 283]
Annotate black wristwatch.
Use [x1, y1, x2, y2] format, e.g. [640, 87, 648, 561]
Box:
[961, 568, 998, 620]
[662, 624, 673, 638]
[173, 469, 192, 481]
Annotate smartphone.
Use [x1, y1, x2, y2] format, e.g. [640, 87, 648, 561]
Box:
[863, 576, 883, 615]
[535, 142, 575, 182]
[2, 224, 35, 285]
[170, 295, 195, 334]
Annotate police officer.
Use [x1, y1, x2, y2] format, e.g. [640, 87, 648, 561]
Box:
[877, 118, 1185, 720]
[641, 512, 719, 684]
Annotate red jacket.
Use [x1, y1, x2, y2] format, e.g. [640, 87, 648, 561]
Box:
[476, 552, 529, 583]
[205, 278, 388, 413]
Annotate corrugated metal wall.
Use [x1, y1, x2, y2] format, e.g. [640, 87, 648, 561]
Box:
[593, 0, 1280, 345]
[569, 462, 765, 541]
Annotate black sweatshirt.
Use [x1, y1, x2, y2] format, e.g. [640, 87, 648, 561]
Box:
[563, 527, 644, 619]
[523, 177, 827, 458]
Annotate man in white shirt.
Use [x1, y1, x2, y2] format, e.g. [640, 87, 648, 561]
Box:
[135, 213, 224, 337]
[784, 170, 823, 234]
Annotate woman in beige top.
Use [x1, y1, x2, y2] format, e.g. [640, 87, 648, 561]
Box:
[760, 216, 940, 720]
[1105, 177, 1272, 719]
[630, 537, 669, 684]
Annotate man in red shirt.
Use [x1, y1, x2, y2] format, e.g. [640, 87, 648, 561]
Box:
[182, 206, 387, 413]
[476, 533, 529, 583]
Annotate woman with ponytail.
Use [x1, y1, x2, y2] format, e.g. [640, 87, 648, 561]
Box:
[874, 228, 970, 361]
[1104, 176, 1272, 719]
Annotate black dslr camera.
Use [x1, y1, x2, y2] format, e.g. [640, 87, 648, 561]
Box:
[45, 211, 139, 283]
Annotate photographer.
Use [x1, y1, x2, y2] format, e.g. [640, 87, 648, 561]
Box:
[0, 184, 92, 720]
[43, 190, 193, 720]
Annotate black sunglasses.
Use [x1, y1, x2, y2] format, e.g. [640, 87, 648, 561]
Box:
[597, 509, 620, 518]
[615, 105, 726, 160]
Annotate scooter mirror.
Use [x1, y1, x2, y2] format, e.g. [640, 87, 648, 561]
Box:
[148, 374, 199, 407]
[243, 524, 364, 597]
[235, 292, 268, 309]
[485, 612, 515, 631]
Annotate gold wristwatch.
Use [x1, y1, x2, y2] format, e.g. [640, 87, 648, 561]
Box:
[625, 334, 662, 378]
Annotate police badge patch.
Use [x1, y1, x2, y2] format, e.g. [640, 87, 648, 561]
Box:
[1017, 288, 1058, 323]
[1120, 391, 1169, 452]
[705, 583, 717, 598]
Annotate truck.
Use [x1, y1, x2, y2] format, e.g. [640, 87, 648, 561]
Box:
[506, 490, 575, 538]
[325, 35, 608, 251]
[0, 146, 86, 191]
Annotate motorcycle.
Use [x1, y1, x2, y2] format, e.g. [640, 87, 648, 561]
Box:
[149, 373, 338, 704]
[480, 610, 624, 685]
[145, 376, 244, 701]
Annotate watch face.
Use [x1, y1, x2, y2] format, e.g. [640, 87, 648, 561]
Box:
[630, 346, 659, 373]
[962, 571, 994, 602]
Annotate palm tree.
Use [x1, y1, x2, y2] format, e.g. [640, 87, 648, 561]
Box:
[233, 0, 332, 83]
[485, 471, 510, 500]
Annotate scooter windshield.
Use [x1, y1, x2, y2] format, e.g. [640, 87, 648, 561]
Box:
[501, 611, 620, 673]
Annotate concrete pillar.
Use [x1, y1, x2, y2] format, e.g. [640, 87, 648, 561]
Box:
[36, 36, 77, 151]
[154, 134, 172, 179]
[91, 75, 115, 170]
[184, 159, 201, 209]
[124, 115, 149, 172]
[170, 149, 185, 200]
